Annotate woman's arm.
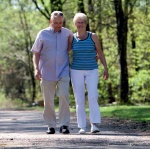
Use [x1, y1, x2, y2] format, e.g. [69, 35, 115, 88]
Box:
[68, 34, 73, 52]
[92, 33, 109, 80]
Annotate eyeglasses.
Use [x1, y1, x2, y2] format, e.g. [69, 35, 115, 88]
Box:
[76, 21, 85, 24]
[53, 12, 63, 16]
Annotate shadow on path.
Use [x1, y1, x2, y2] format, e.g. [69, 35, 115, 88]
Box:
[0, 110, 150, 149]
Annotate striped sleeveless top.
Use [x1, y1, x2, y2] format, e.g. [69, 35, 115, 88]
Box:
[71, 32, 98, 70]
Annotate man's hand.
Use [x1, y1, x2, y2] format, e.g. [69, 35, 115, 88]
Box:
[95, 55, 99, 62]
[34, 69, 41, 81]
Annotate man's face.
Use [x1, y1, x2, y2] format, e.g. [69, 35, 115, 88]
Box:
[50, 16, 63, 32]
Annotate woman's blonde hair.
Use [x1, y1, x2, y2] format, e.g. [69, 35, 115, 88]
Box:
[73, 12, 87, 24]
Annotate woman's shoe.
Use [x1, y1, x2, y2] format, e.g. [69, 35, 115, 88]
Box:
[78, 128, 86, 134]
[91, 124, 99, 133]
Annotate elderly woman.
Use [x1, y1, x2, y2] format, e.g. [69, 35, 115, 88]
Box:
[68, 12, 109, 134]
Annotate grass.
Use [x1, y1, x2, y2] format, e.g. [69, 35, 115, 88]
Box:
[0, 92, 150, 123]
[0, 93, 28, 110]
[69, 95, 150, 123]
[100, 105, 150, 122]
[70, 105, 150, 123]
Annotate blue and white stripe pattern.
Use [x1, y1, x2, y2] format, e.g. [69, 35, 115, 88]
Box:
[71, 32, 98, 70]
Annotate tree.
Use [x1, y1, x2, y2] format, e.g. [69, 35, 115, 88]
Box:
[0, 0, 150, 105]
[113, 0, 136, 103]
[0, 0, 47, 103]
[32, 0, 65, 20]
[18, 1, 36, 103]
[77, 0, 90, 30]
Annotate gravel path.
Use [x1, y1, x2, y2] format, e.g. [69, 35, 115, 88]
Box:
[0, 110, 150, 149]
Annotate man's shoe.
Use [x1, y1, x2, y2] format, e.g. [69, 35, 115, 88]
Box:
[91, 124, 99, 133]
[59, 125, 70, 134]
[46, 127, 55, 134]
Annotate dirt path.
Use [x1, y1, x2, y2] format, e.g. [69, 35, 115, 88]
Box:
[0, 110, 150, 149]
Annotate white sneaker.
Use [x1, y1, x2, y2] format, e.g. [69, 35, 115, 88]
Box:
[78, 128, 86, 134]
[91, 124, 99, 133]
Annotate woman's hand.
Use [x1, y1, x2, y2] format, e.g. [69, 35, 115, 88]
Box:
[103, 67, 109, 80]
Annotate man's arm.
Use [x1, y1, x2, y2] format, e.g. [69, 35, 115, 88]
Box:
[33, 52, 41, 80]
[92, 33, 109, 80]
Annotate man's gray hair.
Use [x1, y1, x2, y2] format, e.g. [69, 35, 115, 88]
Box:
[50, 11, 64, 20]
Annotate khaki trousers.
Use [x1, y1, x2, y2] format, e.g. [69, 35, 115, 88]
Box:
[40, 76, 70, 128]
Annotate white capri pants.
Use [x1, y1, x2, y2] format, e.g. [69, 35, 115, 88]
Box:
[71, 69, 101, 128]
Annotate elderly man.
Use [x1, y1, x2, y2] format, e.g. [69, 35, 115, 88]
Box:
[31, 11, 72, 134]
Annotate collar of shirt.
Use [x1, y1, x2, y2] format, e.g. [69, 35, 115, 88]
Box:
[49, 26, 62, 33]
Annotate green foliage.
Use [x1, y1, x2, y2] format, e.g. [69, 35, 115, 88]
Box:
[0, 0, 47, 102]
[1, 58, 26, 99]
[0, 0, 150, 105]
[129, 70, 150, 103]
[127, 2, 150, 103]
[0, 92, 28, 109]
[101, 105, 150, 122]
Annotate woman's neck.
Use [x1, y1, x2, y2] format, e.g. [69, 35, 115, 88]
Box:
[76, 31, 88, 40]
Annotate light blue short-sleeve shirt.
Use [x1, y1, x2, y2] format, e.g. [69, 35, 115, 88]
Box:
[31, 27, 72, 81]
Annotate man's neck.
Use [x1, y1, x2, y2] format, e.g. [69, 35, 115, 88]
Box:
[49, 26, 62, 32]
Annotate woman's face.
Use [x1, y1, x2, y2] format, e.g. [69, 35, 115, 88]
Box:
[75, 18, 86, 31]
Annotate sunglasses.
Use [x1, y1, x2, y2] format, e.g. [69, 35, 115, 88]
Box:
[53, 12, 63, 16]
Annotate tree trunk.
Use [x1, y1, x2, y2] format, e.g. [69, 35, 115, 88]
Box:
[95, 0, 103, 51]
[19, 4, 36, 103]
[88, 0, 95, 32]
[77, 0, 90, 31]
[32, 0, 63, 20]
[114, 0, 129, 103]
[51, 0, 62, 12]
[130, 15, 139, 72]
[107, 83, 115, 103]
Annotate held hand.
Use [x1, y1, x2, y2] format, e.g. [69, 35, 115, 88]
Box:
[95, 55, 99, 62]
[34, 69, 41, 81]
[103, 68, 109, 80]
